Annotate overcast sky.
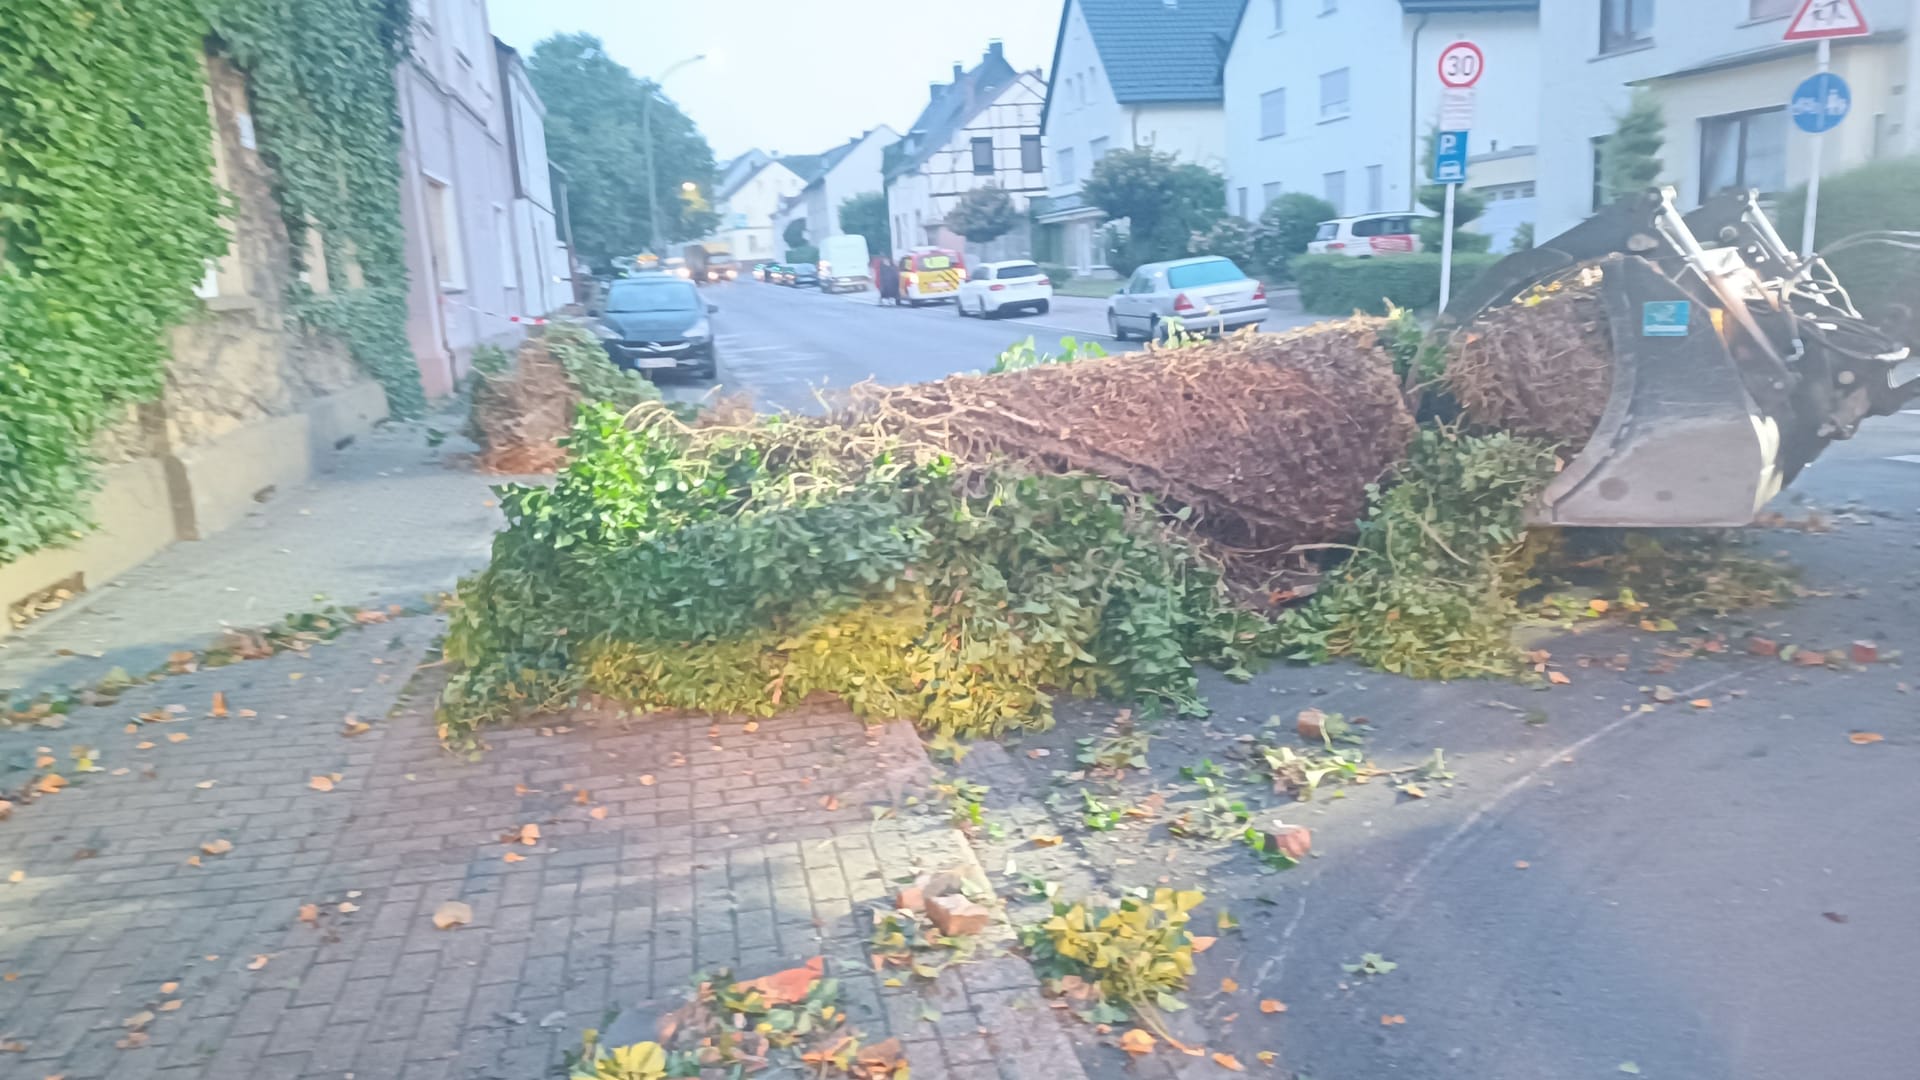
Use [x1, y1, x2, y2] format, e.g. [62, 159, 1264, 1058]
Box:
[487, 0, 1061, 162]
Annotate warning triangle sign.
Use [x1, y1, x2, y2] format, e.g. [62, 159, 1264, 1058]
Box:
[1783, 0, 1870, 41]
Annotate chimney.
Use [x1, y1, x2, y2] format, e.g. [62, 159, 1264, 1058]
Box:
[952, 61, 964, 80]
[987, 40, 1004, 62]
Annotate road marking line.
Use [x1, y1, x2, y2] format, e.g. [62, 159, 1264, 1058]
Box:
[1887, 454, 1920, 465]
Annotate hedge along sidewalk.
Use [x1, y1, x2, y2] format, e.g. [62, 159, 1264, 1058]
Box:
[1292, 252, 1502, 316]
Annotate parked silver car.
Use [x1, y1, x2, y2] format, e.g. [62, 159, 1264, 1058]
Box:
[1105, 256, 1267, 342]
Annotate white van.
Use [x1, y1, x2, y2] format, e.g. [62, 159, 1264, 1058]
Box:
[1306, 212, 1425, 257]
[816, 235, 872, 293]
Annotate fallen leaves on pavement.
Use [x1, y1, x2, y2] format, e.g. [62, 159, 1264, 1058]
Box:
[1212, 1052, 1246, 1071]
[1219, 976, 1239, 993]
[1119, 1029, 1156, 1055]
[308, 774, 338, 792]
[247, 955, 270, 970]
[298, 904, 319, 924]
[1259, 999, 1286, 1014]
[1849, 732, 1885, 745]
[198, 839, 232, 856]
[431, 901, 472, 929]
[733, 956, 825, 1005]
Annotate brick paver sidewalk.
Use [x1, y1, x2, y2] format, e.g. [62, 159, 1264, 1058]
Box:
[1, 619, 1085, 1080]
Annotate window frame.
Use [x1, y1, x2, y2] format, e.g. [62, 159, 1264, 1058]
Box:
[1322, 169, 1347, 216]
[1259, 87, 1287, 139]
[1599, 0, 1654, 55]
[970, 137, 995, 176]
[1020, 134, 1043, 174]
[1318, 68, 1350, 121]
[1698, 105, 1789, 202]
[1747, 0, 1796, 21]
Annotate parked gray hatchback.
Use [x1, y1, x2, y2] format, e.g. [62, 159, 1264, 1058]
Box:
[1105, 256, 1267, 341]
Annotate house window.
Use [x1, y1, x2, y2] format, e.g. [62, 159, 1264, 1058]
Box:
[1260, 88, 1287, 138]
[1058, 146, 1076, 185]
[1323, 170, 1347, 216]
[1262, 181, 1283, 208]
[1089, 136, 1110, 164]
[1366, 164, 1383, 212]
[971, 137, 994, 175]
[1600, 0, 1654, 54]
[425, 176, 465, 290]
[1021, 134, 1043, 173]
[1700, 107, 1787, 200]
[1237, 187, 1249, 219]
[1749, 0, 1796, 19]
[1591, 135, 1610, 211]
[1319, 68, 1350, 120]
[1271, 0, 1284, 30]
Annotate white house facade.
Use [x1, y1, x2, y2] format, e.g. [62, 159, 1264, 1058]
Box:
[885, 45, 1049, 261]
[1222, 0, 1541, 251]
[495, 40, 571, 318]
[715, 157, 807, 259]
[1037, 0, 1242, 275]
[1535, 0, 1919, 239]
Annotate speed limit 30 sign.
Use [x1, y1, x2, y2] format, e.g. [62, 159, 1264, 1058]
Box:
[1438, 41, 1484, 88]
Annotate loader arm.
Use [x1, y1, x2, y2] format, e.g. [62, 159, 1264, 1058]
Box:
[1442, 187, 1918, 529]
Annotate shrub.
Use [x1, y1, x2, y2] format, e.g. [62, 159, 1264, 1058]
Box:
[1188, 217, 1257, 268]
[785, 245, 818, 264]
[1293, 253, 1501, 315]
[1039, 264, 1073, 286]
[1776, 156, 1920, 334]
[1254, 194, 1336, 281]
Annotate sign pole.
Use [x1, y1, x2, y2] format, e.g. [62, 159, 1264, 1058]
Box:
[1438, 182, 1457, 312]
[1800, 37, 1831, 258]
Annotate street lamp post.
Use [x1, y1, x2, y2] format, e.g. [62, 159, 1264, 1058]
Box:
[642, 54, 706, 256]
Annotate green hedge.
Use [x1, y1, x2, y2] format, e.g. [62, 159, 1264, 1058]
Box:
[1293, 253, 1502, 316]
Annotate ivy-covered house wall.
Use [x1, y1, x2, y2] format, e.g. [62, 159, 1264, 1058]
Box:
[0, 0, 428, 632]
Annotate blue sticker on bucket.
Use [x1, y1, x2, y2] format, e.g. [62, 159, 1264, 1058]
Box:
[1642, 300, 1690, 337]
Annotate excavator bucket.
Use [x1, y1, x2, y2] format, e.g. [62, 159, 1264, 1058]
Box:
[1442, 187, 1916, 530]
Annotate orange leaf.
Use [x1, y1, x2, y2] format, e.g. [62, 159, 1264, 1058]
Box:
[1030, 833, 1064, 847]
[308, 776, 334, 792]
[518, 823, 541, 845]
[247, 955, 270, 970]
[210, 692, 228, 718]
[639, 774, 656, 786]
[1588, 599, 1610, 614]
[297, 904, 319, 924]
[1849, 732, 1885, 745]
[199, 839, 233, 856]
[502, 852, 525, 863]
[1220, 976, 1239, 993]
[1380, 1014, 1407, 1026]
[33, 774, 66, 794]
[589, 806, 608, 820]
[1119, 1028, 1156, 1056]
[1689, 698, 1713, 709]
[1213, 1052, 1246, 1071]
[166, 732, 188, 743]
[159, 981, 178, 994]
[1259, 999, 1286, 1014]
[338, 901, 359, 914]
[574, 789, 591, 805]
[1547, 671, 1571, 686]
[158, 998, 183, 1012]
[1191, 936, 1217, 953]
[732, 956, 823, 1005]
[1514, 860, 1531, 870]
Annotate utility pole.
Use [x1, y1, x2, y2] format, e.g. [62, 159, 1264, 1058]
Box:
[644, 54, 706, 256]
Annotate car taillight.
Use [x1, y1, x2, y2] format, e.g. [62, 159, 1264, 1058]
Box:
[903, 272, 917, 286]
[989, 283, 1005, 291]
[1327, 242, 1346, 251]
[1173, 293, 1194, 313]
[1251, 283, 1267, 302]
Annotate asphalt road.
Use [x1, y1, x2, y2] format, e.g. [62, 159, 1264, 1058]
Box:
[654, 277, 1315, 413]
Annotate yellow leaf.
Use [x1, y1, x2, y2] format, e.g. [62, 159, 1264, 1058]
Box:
[1220, 977, 1239, 993]
[1213, 1052, 1246, 1071]
[1849, 732, 1885, 745]
[589, 806, 608, 820]
[1257, 1050, 1277, 1065]
[431, 900, 473, 929]
[1259, 999, 1286, 1014]
[166, 733, 188, 743]
[308, 776, 334, 792]
[1547, 671, 1571, 685]
[199, 839, 233, 856]
[196, 781, 215, 789]
[6, 870, 23, 884]
[1030, 833, 1064, 847]
[247, 955, 270, 970]
[639, 774, 656, 786]
[1119, 1029, 1156, 1056]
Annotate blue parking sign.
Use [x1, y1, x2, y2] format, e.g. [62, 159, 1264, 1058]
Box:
[1791, 72, 1851, 133]
[1432, 130, 1468, 184]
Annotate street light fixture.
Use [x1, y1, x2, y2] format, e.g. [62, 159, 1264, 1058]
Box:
[643, 53, 706, 256]
[681, 181, 698, 192]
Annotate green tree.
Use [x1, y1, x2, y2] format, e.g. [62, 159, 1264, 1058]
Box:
[1602, 89, 1665, 205]
[945, 184, 1019, 244]
[527, 34, 719, 268]
[783, 218, 809, 250]
[1416, 127, 1489, 253]
[839, 192, 890, 257]
[1083, 147, 1226, 266]
[1188, 217, 1256, 266]
[1254, 193, 1337, 281]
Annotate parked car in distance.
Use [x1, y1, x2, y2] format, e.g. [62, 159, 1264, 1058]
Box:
[787, 262, 819, 287]
[899, 248, 965, 305]
[1306, 212, 1423, 257]
[663, 256, 693, 279]
[1105, 256, 1266, 341]
[598, 276, 719, 380]
[956, 260, 1052, 318]
[817, 235, 872, 293]
[766, 263, 792, 285]
[751, 261, 772, 281]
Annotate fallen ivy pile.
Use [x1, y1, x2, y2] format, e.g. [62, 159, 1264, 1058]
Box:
[439, 401, 1276, 745]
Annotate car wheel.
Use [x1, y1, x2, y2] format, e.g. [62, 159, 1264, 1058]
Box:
[1107, 311, 1127, 341]
[956, 295, 969, 316]
[1149, 316, 1166, 343]
[1035, 300, 1050, 315]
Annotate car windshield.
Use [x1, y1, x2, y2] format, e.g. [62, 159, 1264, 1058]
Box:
[997, 263, 1040, 279]
[1166, 260, 1245, 288]
[1314, 222, 1340, 241]
[607, 282, 699, 313]
[918, 255, 952, 270]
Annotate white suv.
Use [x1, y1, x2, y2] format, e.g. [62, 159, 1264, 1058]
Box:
[956, 261, 1052, 318]
[1306, 212, 1424, 257]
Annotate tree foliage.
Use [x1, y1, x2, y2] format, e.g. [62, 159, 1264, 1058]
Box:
[1083, 147, 1226, 266]
[1602, 89, 1665, 204]
[945, 185, 1019, 244]
[839, 192, 890, 258]
[527, 34, 719, 267]
[1255, 193, 1337, 281]
[783, 218, 809, 250]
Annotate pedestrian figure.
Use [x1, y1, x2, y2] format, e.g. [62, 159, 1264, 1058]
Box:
[877, 257, 901, 307]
